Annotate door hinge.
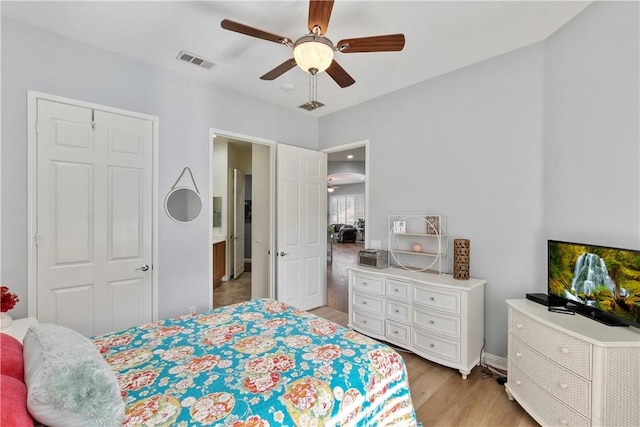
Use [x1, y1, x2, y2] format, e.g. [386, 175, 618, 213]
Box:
[91, 110, 96, 129]
[33, 234, 41, 246]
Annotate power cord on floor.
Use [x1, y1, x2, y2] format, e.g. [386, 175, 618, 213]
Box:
[479, 338, 493, 379]
[479, 337, 508, 383]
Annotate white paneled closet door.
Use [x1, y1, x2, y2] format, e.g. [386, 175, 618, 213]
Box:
[36, 99, 153, 336]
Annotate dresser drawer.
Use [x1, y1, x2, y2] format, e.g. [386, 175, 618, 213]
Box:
[386, 320, 411, 346]
[510, 335, 591, 418]
[510, 308, 592, 379]
[352, 292, 384, 315]
[386, 300, 411, 323]
[352, 310, 384, 336]
[413, 285, 460, 315]
[386, 278, 411, 302]
[413, 306, 460, 339]
[352, 273, 384, 296]
[413, 328, 460, 363]
[508, 364, 590, 427]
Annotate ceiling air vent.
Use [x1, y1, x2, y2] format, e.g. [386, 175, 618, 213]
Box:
[176, 50, 216, 70]
[299, 101, 325, 111]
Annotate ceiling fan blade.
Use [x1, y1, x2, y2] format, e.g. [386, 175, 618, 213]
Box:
[308, 0, 334, 35]
[326, 60, 355, 88]
[260, 58, 297, 80]
[337, 34, 405, 53]
[221, 19, 291, 45]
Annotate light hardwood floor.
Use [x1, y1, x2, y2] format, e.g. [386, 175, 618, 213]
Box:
[310, 306, 539, 427]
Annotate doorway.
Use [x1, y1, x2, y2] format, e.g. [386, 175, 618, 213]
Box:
[323, 141, 369, 313]
[210, 132, 274, 308]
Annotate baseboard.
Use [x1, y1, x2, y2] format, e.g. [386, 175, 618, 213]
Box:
[483, 352, 508, 372]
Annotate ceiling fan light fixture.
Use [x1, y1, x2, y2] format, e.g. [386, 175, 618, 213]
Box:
[293, 35, 334, 74]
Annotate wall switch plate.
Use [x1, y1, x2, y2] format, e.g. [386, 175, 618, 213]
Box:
[370, 240, 382, 249]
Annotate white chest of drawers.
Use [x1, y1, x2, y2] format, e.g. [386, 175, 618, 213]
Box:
[506, 299, 640, 427]
[348, 265, 485, 379]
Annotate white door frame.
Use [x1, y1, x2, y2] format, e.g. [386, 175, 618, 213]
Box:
[208, 128, 277, 309]
[322, 139, 370, 249]
[26, 90, 160, 320]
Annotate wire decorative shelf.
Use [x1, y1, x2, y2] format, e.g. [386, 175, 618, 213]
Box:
[388, 214, 448, 274]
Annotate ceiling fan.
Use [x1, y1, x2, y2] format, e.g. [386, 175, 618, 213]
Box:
[327, 177, 339, 193]
[221, 0, 405, 89]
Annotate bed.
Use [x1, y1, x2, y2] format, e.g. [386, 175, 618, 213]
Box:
[6, 299, 418, 426]
[94, 298, 419, 426]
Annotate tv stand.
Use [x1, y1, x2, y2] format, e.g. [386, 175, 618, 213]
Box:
[565, 302, 629, 327]
[506, 299, 640, 427]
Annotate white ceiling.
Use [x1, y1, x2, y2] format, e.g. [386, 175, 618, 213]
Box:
[2, 1, 591, 117]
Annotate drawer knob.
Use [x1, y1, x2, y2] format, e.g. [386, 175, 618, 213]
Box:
[515, 380, 521, 386]
[363, 282, 367, 286]
[394, 309, 399, 313]
[561, 347, 569, 354]
[516, 352, 522, 358]
[363, 320, 367, 324]
[429, 343, 435, 348]
[363, 301, 367, 305]
[429, 320, 435, 324]
[394, 288, 399, 292]
[429, 297, 435, 301]
[516, 323, 522, 329]
[560, 383, 568, 390]
[394, 330, 398, 334]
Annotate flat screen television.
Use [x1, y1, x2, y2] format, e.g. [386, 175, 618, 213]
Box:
[548, 240, 640, 328]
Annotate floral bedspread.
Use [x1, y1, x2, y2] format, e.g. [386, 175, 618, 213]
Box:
[93, 298, 418, 426]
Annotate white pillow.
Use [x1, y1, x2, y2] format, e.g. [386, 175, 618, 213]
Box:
[23, 324, 124, 427]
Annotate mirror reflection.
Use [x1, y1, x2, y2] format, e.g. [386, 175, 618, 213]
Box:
[165, 187, 203, 223]
[212, 196, 222, 228]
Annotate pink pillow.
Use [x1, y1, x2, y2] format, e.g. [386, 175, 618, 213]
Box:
[0, 374, 34, 426]
[0, 333, 24, 382]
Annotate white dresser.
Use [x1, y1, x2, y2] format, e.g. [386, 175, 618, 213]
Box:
[348, 265, 485, 379]
[506, 299, 640, 427]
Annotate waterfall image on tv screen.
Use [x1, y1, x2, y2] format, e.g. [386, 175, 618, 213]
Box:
[548, 240, 640, 326]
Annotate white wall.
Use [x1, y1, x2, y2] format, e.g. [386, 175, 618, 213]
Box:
[320, 44, 546, 355]
[251, 143, 271, 299]
[320, 1, 639, 356]
[1, 18, 318, 320]
[543, 1, 639, 250]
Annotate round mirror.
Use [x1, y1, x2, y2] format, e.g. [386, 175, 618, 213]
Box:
[165, 187, 203, 223]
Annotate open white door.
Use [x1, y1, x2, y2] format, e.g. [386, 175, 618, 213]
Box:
[233, 169, 245, 279]
[276, 144, 327, 310]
